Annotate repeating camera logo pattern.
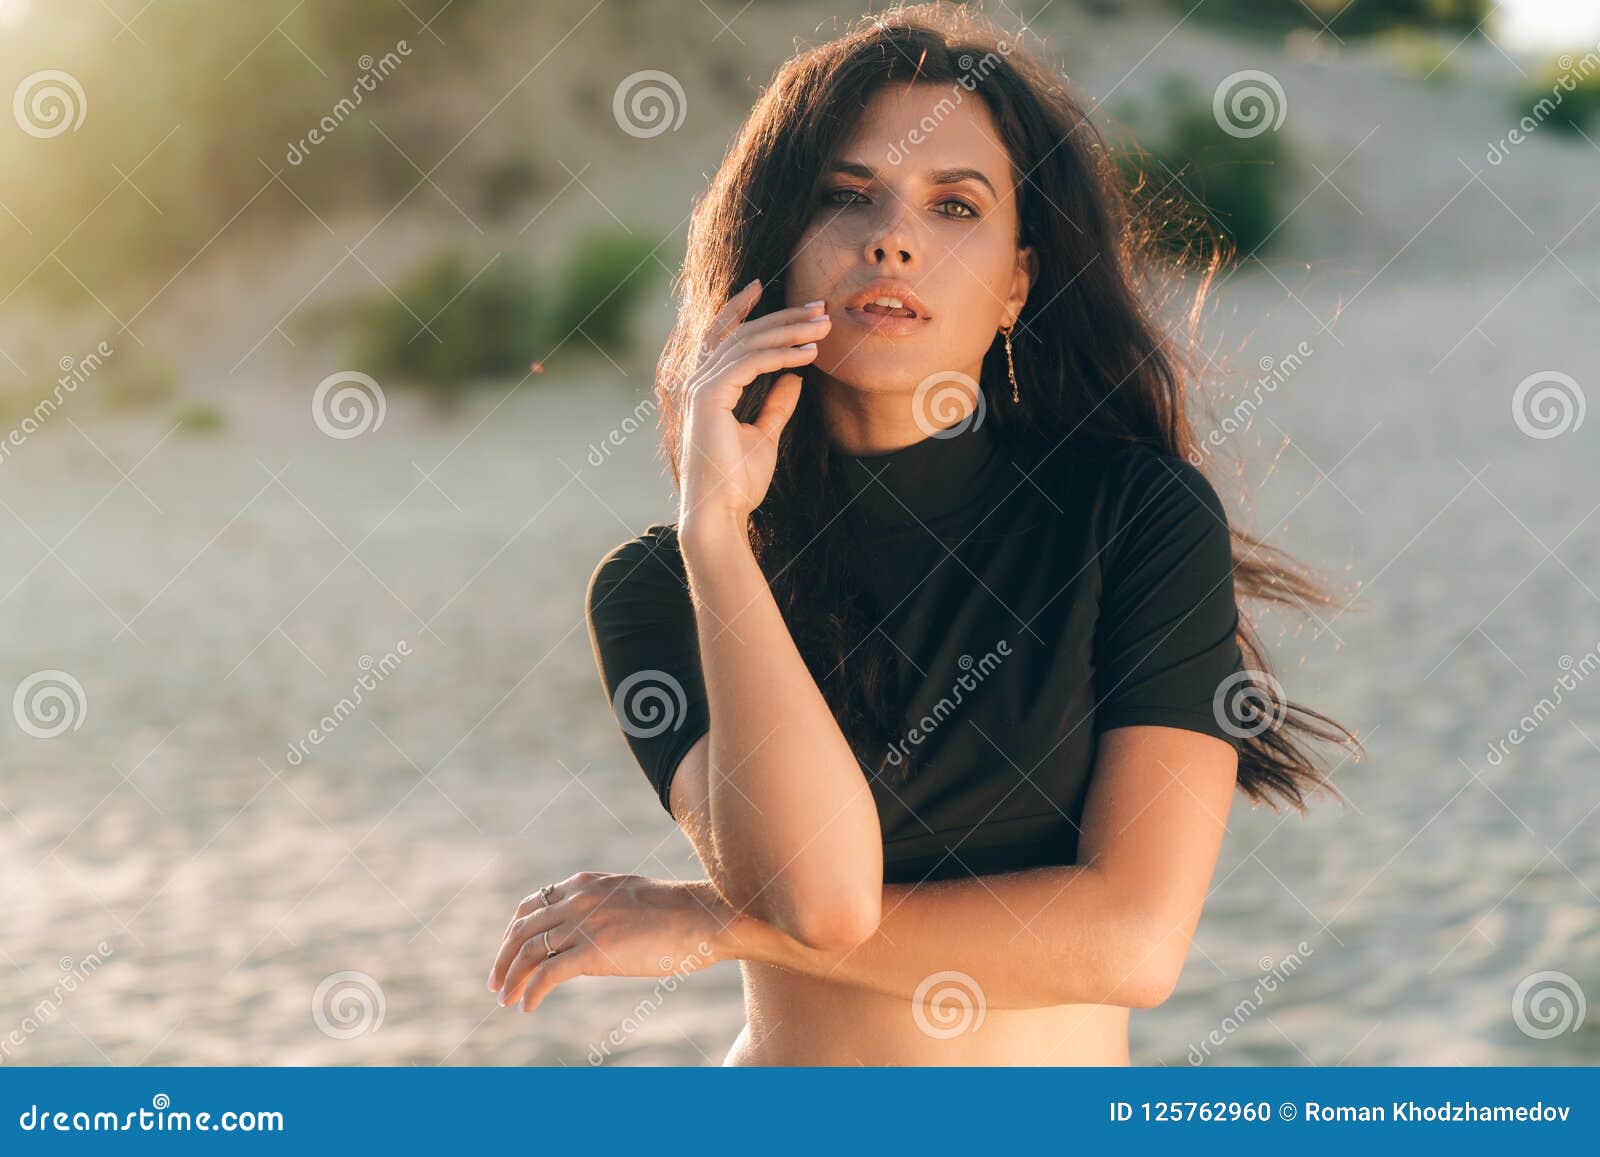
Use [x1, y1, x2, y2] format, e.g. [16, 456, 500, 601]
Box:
[612, 669, 688, 738]
[911, 969, 987, 1039]
[311, 970, 386, 1039]
[1212, 69, 1287, 140]
[1212, 668, 1287, 739]
[13, 670, 87, 738]
[1511, 970, 1586, 1040]
[13, 69, 86, 138]
[1512, 370, 1584, 439]
[912, 370, 986, 439]
[312, 371, 387, 439]
[612, 70, 686, 139]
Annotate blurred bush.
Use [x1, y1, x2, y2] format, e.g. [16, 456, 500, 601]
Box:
[1378, 27, 1462, 85]
[0, 0, 478, 301]
[101, 355, 180, 410]
[1174, 0, 1490, 38]
[345, 250, 542, 403]
[546, 231, 663, 359]
[1114, 78, 1291, 264]
[474, 155, 552, 221]
[175, 401, 226, 434]
[340, 230, 662, 402]
[1515, 62, 1600, 136]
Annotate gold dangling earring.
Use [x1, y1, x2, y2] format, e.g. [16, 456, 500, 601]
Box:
[1000, 325, 1019, 404]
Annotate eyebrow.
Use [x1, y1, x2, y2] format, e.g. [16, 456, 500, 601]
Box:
[826, 160, 999, 199]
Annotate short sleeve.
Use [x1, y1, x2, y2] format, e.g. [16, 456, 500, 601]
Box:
[584, 524, 710, 817]
[1092, 450, 1245, 748]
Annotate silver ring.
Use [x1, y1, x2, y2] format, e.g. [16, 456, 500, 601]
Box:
[539, 882, 556, 906]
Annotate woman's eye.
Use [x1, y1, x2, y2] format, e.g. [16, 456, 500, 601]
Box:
[818, 189, 977, 219]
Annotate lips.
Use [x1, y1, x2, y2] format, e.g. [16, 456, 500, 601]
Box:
[838, 279, 933, 339]
[841, 279, 933, 320]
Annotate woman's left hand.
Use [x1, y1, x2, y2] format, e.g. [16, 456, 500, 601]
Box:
[486, 872, 732, 1012]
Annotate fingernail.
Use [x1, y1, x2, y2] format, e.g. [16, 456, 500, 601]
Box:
[805, 299, 824, 308]
[798, 342, 817, 350]
[748, 278, 762, 291]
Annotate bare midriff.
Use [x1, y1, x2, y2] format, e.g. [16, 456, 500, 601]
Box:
[722, 960, 1130, 1066]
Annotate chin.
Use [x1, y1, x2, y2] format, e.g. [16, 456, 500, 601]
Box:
[816, 353, 934, 395]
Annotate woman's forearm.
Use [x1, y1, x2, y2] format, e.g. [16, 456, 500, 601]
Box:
[702, 866, 1186, 1010]
[678, 508, 883, 949]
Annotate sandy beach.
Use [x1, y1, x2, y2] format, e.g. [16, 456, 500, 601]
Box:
[1, 3, 1595, 1065]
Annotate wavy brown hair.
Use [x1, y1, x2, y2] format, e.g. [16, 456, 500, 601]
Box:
[653, 2, 1361, 813]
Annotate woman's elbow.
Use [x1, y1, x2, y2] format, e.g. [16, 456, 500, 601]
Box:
[719, 872, 881, 951]
[1116, 923, 1189, 1009]
[1120, 959, 1182, 1009]
[784, 886, 881, 951]
[800, 889, 889, 947]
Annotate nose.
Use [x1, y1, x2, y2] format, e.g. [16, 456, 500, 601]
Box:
[867, 237, 913, 265]
[864, 200, 916, 267]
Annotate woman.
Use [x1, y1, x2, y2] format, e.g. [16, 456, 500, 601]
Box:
[487, 2, 1357, 1065]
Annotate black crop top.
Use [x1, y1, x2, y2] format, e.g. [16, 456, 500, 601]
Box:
[584, 416, 1245, 885]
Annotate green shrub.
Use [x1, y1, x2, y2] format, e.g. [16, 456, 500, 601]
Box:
[345, 250, 541, 401]
[1380, 27, 1462, 85]
[101, 355, 179, 410]
[339, 230, 662, 403]
[175, 401, 225, 434]
[1175, 0, 1490, 38]
[475, 154, 549, 220]
[1115, 78, 1291, 264]
[1516, 61, 1600, 136]
[546, 231, 662, 357]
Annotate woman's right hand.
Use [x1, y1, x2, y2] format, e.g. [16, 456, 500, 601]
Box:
[677, 278, 830, 530]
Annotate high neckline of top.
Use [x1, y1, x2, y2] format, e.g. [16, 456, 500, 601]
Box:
[832, 412, 1002, 529]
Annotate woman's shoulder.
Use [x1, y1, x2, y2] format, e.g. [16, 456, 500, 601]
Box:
[589, 521, 685, 577]
[585, 522, 690, 616]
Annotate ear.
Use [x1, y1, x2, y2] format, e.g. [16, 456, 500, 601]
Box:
[1004, 245, 1038, 327]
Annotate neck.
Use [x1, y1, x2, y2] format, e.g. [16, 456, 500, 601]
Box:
[811, 368, 985, 457]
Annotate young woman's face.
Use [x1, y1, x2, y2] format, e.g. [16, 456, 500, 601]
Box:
[786, 80, 1035, 400]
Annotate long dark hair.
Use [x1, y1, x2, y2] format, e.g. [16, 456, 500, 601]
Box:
[655, 1, 1361, 813]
